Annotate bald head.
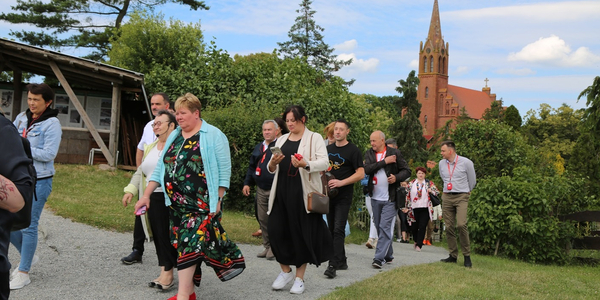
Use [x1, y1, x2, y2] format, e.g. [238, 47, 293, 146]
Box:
[370, 131, 386, 152]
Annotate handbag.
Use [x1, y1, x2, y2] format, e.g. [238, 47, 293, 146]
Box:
[306, 133, 330, 214]
[395, 186, 407, 211]
[429, 192, 441, 207]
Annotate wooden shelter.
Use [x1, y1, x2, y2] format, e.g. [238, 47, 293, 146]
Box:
[0, 38, 150, 166]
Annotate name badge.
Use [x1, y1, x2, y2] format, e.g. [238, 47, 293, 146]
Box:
[447, 182, 453, 190]
[255, 167, 261, 176]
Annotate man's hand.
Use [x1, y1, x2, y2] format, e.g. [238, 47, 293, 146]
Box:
[242, 185, 251, 196]
[328, 179, 344, 189]
[122, 193, 133, 207]
[384, 155, 396, 164]
[387, 174, 396, 184]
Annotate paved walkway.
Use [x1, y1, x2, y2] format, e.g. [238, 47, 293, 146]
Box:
[8, 210, 447, 300]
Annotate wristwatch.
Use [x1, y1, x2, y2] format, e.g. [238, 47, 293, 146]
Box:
[304, 162, 310, 171]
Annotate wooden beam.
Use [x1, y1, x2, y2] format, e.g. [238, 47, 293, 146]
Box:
[109, 84, 121, 165]
[48, 60, 115, 166]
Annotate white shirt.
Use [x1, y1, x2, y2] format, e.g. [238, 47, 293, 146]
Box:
[141, 146, 163, 193]
[371, 168, 389, 201]
[137, 120, 156, 151]
[410, 180, 429, 208]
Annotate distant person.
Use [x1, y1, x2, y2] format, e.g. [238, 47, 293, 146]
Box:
[439, 141, 476, 268]
[135, 93, 245, 300]
[11, 83, 62, 290]
[242, 120, 281, 260]
[122, 110, 178, 290]
[364, 131, 410, 269]
[402, 167, 440, 252]
[122, 93, 170, 265]
[0, 110, 33, 299]
[323, 122, 335, 145]
[267, 105, 332, 294]
[323, 119, 364, 279]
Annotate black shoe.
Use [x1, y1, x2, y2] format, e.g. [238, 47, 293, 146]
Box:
[337, 262, 348, 270]
[372, 259, 383, 269]
[464, 255, 472, 268]
[324, 265, 336, 278]
[440, 255, 457, 263]
[400, 239, 409, 244]
[121, 250, 142, 265]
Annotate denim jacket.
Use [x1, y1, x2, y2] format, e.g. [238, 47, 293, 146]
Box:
[13, 111, 62, 179]
[149, 120, 231, 213]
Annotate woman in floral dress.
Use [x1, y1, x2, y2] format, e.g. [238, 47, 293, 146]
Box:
[136, 93, 245, 300]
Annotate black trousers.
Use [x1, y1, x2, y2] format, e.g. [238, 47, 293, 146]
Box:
[132, 215, 145, 254]
[411, 207, 430, 248]
[0, 271, 9, 300]
[326, 194, 352, 269]
[148, 192, 177, 271]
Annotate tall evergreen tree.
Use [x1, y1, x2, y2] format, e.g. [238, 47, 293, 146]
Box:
[482, 98, 505, 121]
[392, 70, 427, 163]
[278, 0, 353, 85]
[504, 105, 522, 130]
[0, 0, 209, 61]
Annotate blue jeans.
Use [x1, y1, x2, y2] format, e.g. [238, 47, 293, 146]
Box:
[10, 178, 52, 272]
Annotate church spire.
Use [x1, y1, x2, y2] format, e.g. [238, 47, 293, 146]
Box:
[427, 0, 443, 46]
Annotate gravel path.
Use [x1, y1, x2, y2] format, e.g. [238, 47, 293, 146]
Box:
[8, 209, 447, 300]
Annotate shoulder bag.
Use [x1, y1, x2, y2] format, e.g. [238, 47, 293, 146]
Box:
[427, 180, 441, 207]
[306, 133, 329, 214]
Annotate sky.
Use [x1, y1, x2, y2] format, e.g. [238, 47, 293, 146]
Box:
[1, 0, 599, 117]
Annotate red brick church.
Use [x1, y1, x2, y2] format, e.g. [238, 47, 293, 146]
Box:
[417, 0, 498, 137]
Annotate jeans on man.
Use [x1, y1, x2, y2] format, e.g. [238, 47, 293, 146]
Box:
[326, 195, 352, 268]
[10, 178, 52, 272]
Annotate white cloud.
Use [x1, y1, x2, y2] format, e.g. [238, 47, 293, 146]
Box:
[495, 67, 535, 76]
[334, 39, 358, 52]
[337, 53, 379, 74]
[454, 66, 469, 75]
[508, 35, 600, 67]
[408, 59, 419, 69]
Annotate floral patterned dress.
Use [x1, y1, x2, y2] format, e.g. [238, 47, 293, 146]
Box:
[163, 132, 245, 287]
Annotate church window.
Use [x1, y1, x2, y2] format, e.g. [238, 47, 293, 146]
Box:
[429, 56, 434, 72]
[442, 57, 446, 74]
[445, 101, 450, 115]
[425, 87, 429, 98]
[423, 57, 427, 72]
[438, 56, 442, 73]
[451, 109, 456, 115]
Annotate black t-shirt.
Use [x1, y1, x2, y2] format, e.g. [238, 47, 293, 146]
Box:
[326, 142, 364, 199]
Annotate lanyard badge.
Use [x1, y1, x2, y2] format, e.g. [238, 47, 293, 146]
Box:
[446, 155, 459, 191]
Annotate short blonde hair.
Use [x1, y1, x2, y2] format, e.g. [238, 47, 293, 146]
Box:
[175, 93, 202, 116]
[324, 122, 335, 138]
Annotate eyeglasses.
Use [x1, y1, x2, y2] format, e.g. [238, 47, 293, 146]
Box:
[153, 121, 168, 128]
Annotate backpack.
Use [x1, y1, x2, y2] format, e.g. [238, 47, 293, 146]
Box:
[11, 136, 37, 231]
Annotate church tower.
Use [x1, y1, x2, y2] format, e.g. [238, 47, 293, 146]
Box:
[418, 0, 449, 136]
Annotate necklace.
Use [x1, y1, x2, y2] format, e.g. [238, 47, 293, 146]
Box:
[171, 136, 189, 179]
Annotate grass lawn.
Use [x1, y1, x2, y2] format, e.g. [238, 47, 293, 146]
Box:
[47, 164, 600, 299]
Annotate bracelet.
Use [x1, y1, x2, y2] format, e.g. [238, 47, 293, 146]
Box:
[218, 197, 223, 202]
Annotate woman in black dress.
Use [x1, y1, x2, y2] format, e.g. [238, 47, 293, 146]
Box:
[267, 105, 332, 295]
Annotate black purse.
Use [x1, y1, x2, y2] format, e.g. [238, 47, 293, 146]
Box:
[429, 192, 441, 207]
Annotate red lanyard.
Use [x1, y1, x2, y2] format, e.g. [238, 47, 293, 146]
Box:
[260, 143, 268, 163]
[447, 155, 459, 182]
[376, 147, 387, 162]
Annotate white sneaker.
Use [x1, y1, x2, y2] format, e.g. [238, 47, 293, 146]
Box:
[272, 271, 294, 290]
[11, 255, 39, 280]
[10, 272, 31, 290]
[290, 277, 305, 294]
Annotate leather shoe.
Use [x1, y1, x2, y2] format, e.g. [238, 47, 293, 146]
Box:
[251, 229, 262, 237]
[121, 250, 142, 265]
[257, 247, 268, 258]
[440, 255, 457, 263]
[324, 265, 336, 278]
[464, 255, 472, 268]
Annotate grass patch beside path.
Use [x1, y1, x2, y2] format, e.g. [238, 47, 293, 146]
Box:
[322, 255, 600, 300]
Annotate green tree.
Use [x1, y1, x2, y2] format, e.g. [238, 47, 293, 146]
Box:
[278, 0, 353, 85]
[504, 104, 522, 130]
[0, 0, 208, 60]
[391, 70, 427, 163]
[482, 98, 504, 121]
[456, 106, 471, 124]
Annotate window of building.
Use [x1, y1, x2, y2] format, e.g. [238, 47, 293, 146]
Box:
[425, 87, 429, 98]
[423, 56, 427, 72]
[429, 56, 434, 72]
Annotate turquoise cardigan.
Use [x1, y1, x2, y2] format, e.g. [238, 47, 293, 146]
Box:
[149, 119, 231, 213]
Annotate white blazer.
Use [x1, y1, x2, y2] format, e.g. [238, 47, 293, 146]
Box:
[267, 128, 328, 214]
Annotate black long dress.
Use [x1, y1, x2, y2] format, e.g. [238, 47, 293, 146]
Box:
[268, 139, 333, 267]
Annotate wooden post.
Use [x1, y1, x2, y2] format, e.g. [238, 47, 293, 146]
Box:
[12, 70, 23, 120]
[48, 61, 114, 165]
[109, 84, 121, 165]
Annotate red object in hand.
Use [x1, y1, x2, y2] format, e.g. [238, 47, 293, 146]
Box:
[294, 153, 303, 160]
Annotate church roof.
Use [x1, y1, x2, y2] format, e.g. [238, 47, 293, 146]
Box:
[447, 85, 494, 120]
[426, 0, 443, 47]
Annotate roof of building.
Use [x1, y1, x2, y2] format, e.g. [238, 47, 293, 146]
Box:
[447, 84, 494, 119]
[0, 38, 144, 90]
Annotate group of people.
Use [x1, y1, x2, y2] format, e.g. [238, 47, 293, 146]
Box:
[2, 84, 477, 299]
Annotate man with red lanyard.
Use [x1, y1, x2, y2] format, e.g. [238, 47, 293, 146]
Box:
[439, 140, 477, 268]
[364, 131, 410, 269]
[242, 120, 280, 260]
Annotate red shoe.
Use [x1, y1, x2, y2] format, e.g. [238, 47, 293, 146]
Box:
[251, 229, 262, 237]
[424, 240, 432, 246]
[168, 293, 196, 300]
